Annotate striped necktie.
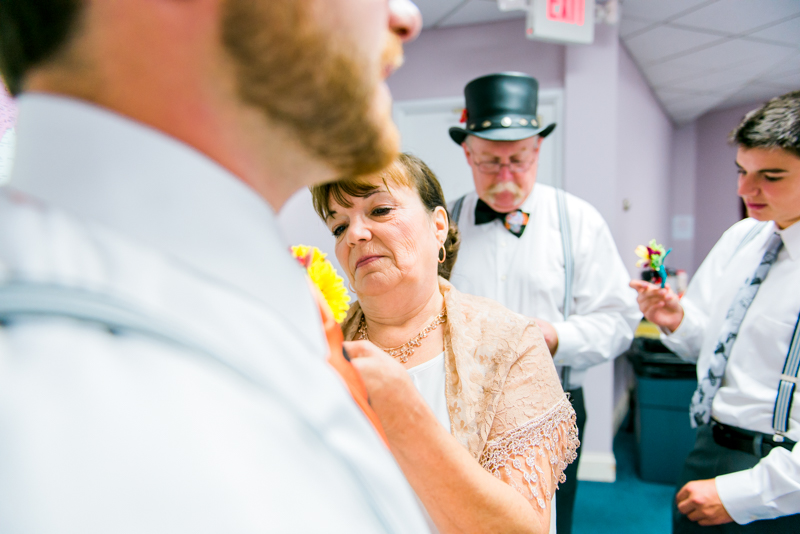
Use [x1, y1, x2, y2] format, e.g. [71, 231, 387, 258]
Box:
[689, 232, 784, 427]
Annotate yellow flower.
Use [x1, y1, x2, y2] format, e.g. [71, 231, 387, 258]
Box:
[635, 245, 650, 268]
[292, 245, 351, 323]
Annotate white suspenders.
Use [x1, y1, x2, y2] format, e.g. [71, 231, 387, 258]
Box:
[451, 190, 575, 388]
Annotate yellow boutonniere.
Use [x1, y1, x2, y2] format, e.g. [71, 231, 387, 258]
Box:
[292, 245, 351, 323]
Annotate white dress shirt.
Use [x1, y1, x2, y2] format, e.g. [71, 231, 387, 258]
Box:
[0, 94, 429, 533]
[449, 186, 640, 389]
[661, 218, 800, 524]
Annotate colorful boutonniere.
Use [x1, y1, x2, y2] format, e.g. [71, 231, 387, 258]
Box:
[292, 245, 351, 323]
[635, 239, 672, 288]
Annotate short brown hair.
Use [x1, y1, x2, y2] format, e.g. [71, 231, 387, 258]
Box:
[730, 90, 800, 158]
[311, 153, 461, 280]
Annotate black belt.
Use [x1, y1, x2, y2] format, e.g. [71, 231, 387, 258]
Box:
[711, 420, 796, 458]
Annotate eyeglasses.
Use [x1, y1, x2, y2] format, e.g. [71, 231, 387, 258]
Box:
[472, 158, 535, 174]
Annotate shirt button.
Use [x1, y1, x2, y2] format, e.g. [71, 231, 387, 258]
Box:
[500, 242, 506, 248]
[501, 275, 507, 282]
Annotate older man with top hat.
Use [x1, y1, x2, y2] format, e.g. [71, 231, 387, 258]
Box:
[447, 72, 641, 534]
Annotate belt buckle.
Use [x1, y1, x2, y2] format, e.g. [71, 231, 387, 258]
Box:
[774, 433, 785, 443]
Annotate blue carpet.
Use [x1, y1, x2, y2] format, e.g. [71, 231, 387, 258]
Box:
[572, 426, 676, 534]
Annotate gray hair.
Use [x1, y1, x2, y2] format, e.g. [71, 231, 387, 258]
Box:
[730, 90, 800, 158]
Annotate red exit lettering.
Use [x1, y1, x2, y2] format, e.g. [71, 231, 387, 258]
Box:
[546, 0, 585, 26]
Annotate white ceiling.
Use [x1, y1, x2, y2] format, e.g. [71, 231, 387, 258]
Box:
[412, 0, 800, 124]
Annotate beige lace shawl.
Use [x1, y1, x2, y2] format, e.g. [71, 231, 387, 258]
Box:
[343, 278, 580, 508]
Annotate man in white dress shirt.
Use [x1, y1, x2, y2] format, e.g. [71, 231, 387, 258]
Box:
[632, 91, 800, 532]
[0, 1, 431, 532]
[447, 72, 641, 534]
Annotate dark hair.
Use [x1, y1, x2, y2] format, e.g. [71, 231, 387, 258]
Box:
[310, 153, 461, 280]
[730, 90, 800, 158]
[0, 0, 83, 95]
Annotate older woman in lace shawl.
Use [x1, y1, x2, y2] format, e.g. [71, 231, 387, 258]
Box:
[311, 153, 579, 534]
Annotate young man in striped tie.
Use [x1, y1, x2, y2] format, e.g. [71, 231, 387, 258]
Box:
[632, 90, 800, 532]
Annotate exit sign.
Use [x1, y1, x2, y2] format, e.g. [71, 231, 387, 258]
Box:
[527, 0, 595, 44]
[547, 0, 585, 26]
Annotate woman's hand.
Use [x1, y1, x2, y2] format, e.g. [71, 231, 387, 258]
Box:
[629, 280, 684, 333]
[345, 342, 544, 534]
[343, 340, 420, 435]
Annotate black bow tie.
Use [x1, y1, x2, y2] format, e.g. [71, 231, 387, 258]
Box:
[474, 199, 529, 237]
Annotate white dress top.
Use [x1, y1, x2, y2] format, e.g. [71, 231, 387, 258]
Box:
[0, 94, 429, 533]
[407, 352, 450, 431]
[449, 187, 640, 388]
[406, 352, 557, 534]
[661, 218, 800, 524]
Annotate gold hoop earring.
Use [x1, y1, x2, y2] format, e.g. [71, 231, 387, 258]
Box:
[438, 245, 446, 264]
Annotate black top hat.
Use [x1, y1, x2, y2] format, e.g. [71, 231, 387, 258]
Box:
[449, 72, 556, 145]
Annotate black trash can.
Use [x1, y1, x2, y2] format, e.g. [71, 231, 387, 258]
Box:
[626, 336, 698, 485]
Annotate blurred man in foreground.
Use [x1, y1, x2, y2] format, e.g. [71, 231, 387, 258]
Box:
[0, 1, 427, 532]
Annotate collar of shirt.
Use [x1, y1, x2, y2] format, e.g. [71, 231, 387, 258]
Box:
[519, 183, 542, 215]
[9, 93, 322, 352]
[777, 219, 800, 261]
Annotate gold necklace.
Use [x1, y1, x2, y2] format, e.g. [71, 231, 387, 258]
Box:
[357, 309, 447, 364]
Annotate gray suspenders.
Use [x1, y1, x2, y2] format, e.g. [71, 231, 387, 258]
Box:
[731, 220, 799, 439]
[775, 314, 800, 439]
[451, 190, 575, 388]
[556, 189, 574, 319]
[450, 195, 466, 228]
[555, 189, 574, 389]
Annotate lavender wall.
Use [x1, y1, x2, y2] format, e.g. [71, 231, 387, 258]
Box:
[562, 25, 621, 467]
[388, 19, 564, 101]
[564, 25, 619, 223]
[669, 123, 698, 276]
[613, 42, 673, 433]
[692, 102, 762, 268]
[565, 29, 673, 464]
[615, 44, 672, 280]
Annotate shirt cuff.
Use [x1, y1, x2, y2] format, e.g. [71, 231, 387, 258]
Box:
[659, 309, 703, 360]
[551, 321, 581, 364]
[715, 470, 769, 525]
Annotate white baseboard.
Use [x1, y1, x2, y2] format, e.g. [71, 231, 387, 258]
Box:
[576, 451, 617, 482]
